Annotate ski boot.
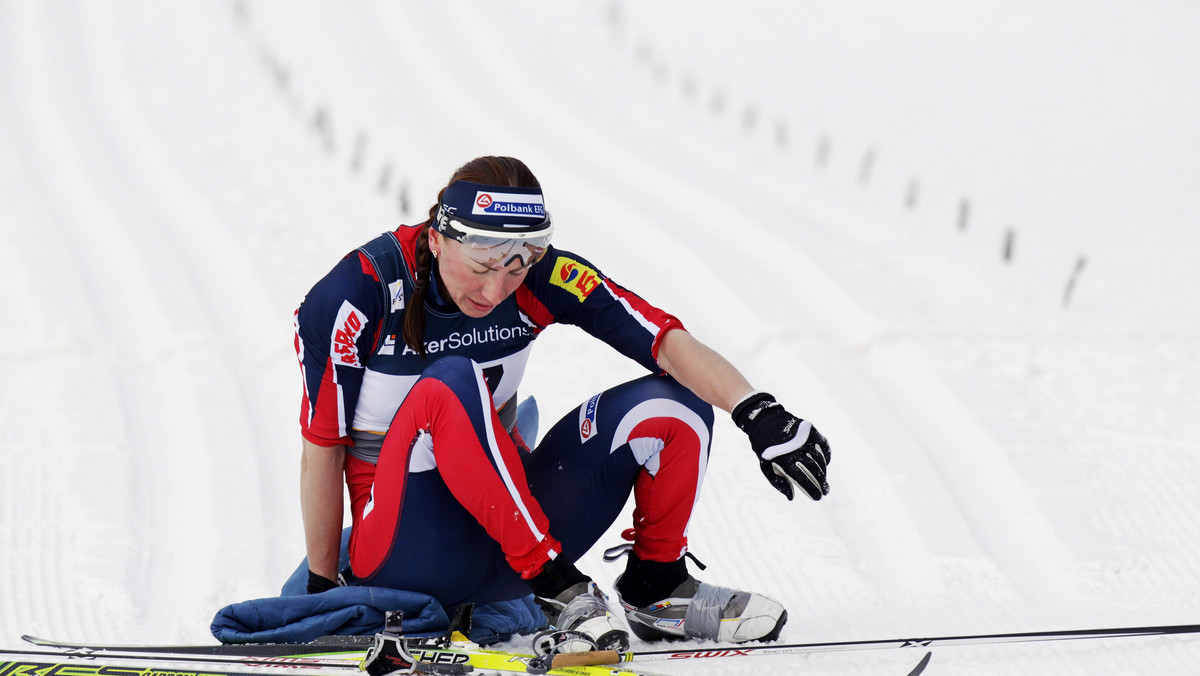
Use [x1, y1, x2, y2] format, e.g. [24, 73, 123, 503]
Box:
[607, 544, 787, 643]
[533, 580, 630, 654]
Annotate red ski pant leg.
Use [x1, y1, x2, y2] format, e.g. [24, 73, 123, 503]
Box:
[617, 401, 710, 563]
[348, 356, 561, 586]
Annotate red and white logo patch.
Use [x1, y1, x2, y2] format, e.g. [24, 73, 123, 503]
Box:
[476, 193, 493, 209]
[331, 300, 368, 368]
[579, 393, 600, 443]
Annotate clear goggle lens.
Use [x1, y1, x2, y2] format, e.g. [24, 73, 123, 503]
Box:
[437, 208, 553, 270]
[459, 232, 551, 270]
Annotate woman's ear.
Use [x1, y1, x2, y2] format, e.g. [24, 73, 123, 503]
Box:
[428, 228, 441, 258]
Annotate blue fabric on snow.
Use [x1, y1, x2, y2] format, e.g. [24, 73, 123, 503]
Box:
[211, 528, 545, 645]
[459, 596, 547, 646]
[211, 586, 448, 644]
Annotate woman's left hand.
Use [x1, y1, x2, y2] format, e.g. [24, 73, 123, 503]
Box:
[732, 392, 831, 501]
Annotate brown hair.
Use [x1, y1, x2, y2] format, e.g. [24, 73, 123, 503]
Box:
[402, 156, 542, 358]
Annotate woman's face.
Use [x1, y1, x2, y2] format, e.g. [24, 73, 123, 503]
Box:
[431, 231, 530, 318]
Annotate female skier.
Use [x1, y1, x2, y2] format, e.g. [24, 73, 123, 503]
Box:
[294, 156, 831, 653]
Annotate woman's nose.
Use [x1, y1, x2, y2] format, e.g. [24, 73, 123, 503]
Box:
[480, 273, 510, 304]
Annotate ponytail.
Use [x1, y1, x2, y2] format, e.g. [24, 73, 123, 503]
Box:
[401, 223, 435, 358]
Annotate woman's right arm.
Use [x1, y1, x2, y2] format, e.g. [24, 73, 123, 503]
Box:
[295, 241, 394, 588]
[300, 438, 346, 582]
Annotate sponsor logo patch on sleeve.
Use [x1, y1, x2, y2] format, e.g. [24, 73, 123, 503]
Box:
[331, 300, 369, 367]
[579, 393, 601, 443]
[389, 279, 405, 312]
[550, 256, 602, 302]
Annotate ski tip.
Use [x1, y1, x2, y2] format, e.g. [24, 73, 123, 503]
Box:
[906, 651, 933, 676]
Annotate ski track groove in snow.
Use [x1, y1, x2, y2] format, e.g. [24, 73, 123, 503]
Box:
[70, 0, 282, 584]
[46, 0, 219, 636]
[1, 0, 280, 640]
[0, 0, 139, 643]
[87, 0, 322, 619]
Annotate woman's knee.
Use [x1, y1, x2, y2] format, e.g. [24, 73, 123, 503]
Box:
[417, 355, 478, 386]
[622, 375, 714, 430]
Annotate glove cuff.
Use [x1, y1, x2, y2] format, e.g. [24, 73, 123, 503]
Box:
[731, 391, 777, 431]
[307, 569, 340, 594]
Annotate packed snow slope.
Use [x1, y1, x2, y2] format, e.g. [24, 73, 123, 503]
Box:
[2, 1, 1199, 674]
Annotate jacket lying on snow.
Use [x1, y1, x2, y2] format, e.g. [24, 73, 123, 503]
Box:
[211, 529, 546, 646]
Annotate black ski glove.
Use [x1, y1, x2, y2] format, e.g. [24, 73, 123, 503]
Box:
[307, 570, 341, 594]
[732, 392, 831, 501]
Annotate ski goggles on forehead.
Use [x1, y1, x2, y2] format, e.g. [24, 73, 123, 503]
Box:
[435, 207, 554, 270]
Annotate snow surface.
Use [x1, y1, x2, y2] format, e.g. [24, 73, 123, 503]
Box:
[2, 1, 1199, 674]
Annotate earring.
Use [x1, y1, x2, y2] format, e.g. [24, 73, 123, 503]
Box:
[432, 249, 439, 259]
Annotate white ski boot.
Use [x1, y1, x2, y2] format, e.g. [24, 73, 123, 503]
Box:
[609, 545, 787, 643]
